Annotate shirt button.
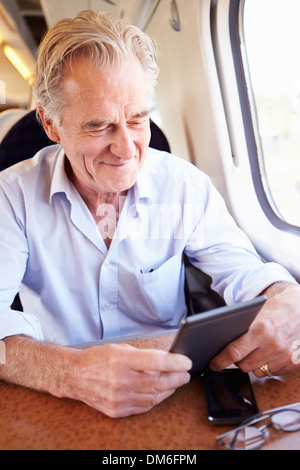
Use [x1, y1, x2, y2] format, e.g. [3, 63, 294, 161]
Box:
[104, 301, 110, 309]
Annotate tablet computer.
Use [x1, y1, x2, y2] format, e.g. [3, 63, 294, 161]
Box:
[169, 296, 266, 376]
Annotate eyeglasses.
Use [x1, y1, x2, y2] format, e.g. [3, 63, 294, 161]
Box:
[217, 402, 300, 450]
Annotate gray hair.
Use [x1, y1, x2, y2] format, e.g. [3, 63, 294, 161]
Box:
[33, 10, 159, 126]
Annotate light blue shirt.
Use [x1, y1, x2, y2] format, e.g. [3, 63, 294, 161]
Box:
[0, 145, 295, 345]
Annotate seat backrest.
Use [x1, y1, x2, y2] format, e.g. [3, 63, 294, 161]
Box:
[0, 109, 28, 144]
[0, 110, 170, 171]
[0, 110, 52, 171]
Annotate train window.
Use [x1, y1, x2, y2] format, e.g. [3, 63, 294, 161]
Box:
[241, 0, 300, 228]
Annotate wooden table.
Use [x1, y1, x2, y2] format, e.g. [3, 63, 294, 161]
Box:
[0, 334, 299, 450]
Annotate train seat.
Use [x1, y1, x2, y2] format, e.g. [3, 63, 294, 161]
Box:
[0, 108, 28, 144]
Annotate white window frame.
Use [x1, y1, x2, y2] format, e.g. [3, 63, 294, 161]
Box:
[210, 0, 300, 280]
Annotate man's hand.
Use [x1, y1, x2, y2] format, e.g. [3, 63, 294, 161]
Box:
[0, 336, 192, 418]
[70, 343, 192, 417]
[209, 281, 300, 377]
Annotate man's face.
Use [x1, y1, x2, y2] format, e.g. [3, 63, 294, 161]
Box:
[44, 56, 151, 194]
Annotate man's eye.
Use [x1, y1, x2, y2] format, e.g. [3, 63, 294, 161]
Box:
[89, 126, 111, 136]
[129, 119, 148, 128]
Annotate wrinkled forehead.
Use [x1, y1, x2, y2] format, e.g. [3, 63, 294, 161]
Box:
[59, 56, 152, 125]
[62, 55, 151, 97]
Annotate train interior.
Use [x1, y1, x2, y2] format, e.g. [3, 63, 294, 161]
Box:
[0, 0, 300, 293]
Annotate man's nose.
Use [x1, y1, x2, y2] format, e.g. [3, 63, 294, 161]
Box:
[110, 126, 136, 159]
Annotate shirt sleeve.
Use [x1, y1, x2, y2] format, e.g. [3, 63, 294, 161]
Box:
[0, 309, 44, 341]
[0, 178, 44, 341]
[184, 174, 297, 304]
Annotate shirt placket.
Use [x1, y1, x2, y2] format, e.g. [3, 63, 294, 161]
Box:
[98, 250, 120, 339]
[98, 194, 136, 339]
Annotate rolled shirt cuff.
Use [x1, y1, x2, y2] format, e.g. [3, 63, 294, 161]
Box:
[0, 309, 44, 341]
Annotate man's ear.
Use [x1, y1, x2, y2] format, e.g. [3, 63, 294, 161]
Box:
[37, 105, 61, 143]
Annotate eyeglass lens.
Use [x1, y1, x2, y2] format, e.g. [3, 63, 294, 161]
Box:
[221, 409, 300, 450]
[223, 427, 268, 450]
[271, 410, 300, 432]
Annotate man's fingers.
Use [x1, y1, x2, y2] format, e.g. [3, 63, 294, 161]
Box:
[108, 388, 178, 418]
[125, 347, 193, 373]
[209, 331, 255, 371]
[209, 328, 296, 377]
[133, 369, 191, 394]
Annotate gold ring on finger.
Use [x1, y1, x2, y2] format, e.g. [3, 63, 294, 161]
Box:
[259, 363, 273, 377]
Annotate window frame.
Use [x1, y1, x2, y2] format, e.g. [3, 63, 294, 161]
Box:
[228, 0, 300, 236]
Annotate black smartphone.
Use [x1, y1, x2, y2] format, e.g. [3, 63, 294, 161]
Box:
[203, 368, 259, 425]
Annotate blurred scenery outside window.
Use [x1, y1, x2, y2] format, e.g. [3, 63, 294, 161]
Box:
[243, 0, 300, 227]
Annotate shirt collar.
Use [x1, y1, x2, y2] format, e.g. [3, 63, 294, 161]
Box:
[49, 146, 74, 204]
[133, 150, 154, 204]
[49, 146, 154, 205]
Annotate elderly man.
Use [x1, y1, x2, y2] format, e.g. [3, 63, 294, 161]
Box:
[0, 10, 299, 418]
